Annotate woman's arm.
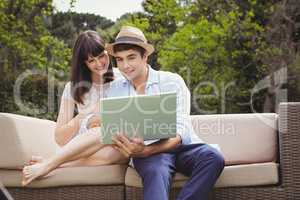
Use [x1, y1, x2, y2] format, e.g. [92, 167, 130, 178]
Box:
[55, 98, 84, 146]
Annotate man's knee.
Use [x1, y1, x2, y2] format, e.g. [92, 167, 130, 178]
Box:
[212, 149, 225, 172]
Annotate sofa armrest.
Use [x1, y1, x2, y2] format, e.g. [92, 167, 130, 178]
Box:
[278, 102, 300, 192]
[0, 113, 58, 169]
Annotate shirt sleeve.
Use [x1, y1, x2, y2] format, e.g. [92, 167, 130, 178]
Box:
[172, 74, 192, 145]
[112, 67, 123, 80]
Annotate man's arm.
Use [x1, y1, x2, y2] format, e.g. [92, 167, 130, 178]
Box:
[143, 135, 182, 156]
[142, 74, 192, 155]
[173, 73, 192, 145]
[113, 73, 193, 157]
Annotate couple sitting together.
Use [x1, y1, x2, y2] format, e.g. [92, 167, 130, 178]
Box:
[22, 26, 224, 200]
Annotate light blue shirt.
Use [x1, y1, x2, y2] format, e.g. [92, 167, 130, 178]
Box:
[105, 65, 204, 145]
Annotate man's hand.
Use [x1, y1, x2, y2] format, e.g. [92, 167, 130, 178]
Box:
[112, 133, 148, 158]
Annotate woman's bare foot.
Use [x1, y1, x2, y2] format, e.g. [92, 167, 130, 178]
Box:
[22, 160, 52, 186]
[29, 155, 44, 165]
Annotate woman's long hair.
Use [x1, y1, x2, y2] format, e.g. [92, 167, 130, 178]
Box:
[70, 30, 114, 104]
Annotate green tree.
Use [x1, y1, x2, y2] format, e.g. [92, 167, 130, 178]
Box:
[0, 0, 71, 119]
[258, 0, 300, 111]
[121, 0, 294, 114]
[49, 12, 114, 47]
[0, 0, 71, 73]
[159, 12, 240, 113]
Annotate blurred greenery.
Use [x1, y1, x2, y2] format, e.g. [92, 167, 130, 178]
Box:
[0, 0, 299, 120]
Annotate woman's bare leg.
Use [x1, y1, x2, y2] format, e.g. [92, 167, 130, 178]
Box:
[29, 138, 106, 164]
[29, 145, 129, 168]
[22, 127, 106, 186]
[28, 137, 129, 168]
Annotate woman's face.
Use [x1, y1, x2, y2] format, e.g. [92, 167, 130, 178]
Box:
[85, 50, 109, 77]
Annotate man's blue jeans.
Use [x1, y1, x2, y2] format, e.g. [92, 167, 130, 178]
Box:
[132, 143, 225, 200]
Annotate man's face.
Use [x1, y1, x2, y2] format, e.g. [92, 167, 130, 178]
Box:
[114, 49, 148, 82]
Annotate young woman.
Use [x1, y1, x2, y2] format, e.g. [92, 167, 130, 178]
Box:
[22, 30, 128, 186]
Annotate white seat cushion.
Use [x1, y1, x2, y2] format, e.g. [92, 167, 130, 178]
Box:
[125, 162, 279, 188]
[191, 114, 278, 165]
[0, 164, 127, 188]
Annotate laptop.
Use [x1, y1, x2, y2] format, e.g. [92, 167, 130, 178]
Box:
[100, 92, 177, 144]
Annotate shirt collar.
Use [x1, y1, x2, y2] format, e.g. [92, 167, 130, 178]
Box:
[121, 65, 159, 86]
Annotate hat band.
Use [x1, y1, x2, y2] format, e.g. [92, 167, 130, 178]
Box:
[115, 36, 145, 44]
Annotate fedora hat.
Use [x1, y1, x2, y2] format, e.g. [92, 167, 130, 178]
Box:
[106, 26, 154, 56]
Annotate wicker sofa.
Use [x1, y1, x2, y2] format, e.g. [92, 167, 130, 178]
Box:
[0, 102, 299, 200]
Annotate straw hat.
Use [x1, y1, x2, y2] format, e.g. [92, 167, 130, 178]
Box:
[106, 26, 154, 56]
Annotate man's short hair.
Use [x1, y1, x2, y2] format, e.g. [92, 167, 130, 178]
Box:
[113, 43, 146, 57]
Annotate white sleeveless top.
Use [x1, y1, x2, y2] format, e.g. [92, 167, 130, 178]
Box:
[61, 67, 122, 115]
[61, 67, 122, 136]
[61, 81, 107, 114]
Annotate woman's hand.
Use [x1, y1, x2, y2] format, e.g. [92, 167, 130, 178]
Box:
[87, 115, 101, 129]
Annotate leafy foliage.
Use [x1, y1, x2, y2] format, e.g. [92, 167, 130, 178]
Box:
[1, 0, 299, 120]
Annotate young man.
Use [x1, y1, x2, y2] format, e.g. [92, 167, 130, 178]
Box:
[106, 26, 224, 200]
